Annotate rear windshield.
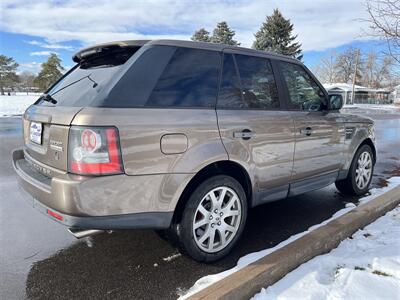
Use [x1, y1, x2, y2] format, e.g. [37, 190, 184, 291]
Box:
[35, 45, 221, 109]
[35, 46, 141, 107]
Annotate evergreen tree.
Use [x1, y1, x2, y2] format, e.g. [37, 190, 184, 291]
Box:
[211, 21, 240, 46]
[191, 28, 211, 42]
[253, 9, 302, 59]
[34, 53, 64, 91]
[0, 55, 19, 95]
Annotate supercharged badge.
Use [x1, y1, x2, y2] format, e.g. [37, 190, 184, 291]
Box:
[50, 140, 63, 152]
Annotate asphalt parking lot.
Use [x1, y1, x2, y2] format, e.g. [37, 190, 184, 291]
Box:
[1, 107, 400, 299]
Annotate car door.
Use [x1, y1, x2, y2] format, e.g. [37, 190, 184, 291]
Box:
[216, 52, 296, 206]
[278, 61, 345, 195]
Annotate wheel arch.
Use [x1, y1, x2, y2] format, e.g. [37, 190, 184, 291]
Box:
[171, 160, 253, 225]
[360, 138, 377, 164]
[339, 137, 377, 180]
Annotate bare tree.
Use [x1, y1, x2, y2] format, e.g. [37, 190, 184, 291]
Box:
[19, 71, 36, 86]
[364, 0, 400, 63]
[314, 46, 397, 88]
[335, 48, 363, 84]
[313, 51, 338, 83]
[18, 71, 37, 93]
[362, 51, 394, 88]
[363, 51, 377, 87]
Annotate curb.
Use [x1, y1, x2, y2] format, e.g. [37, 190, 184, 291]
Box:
[188, 184, 400, 300]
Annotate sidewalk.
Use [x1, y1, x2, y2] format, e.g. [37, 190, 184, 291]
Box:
[252, 205, 400, 300]
[343, 104, 400, 111]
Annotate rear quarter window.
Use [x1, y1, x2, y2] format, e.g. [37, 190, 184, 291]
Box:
[104, 46, 176, 108]
[146, 47, 221, 108]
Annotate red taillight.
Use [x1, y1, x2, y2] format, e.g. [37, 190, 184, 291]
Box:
[68, 126, 123, 175]
[81, 129, 100, 152]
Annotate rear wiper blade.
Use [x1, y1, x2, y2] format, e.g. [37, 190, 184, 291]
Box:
[40, 93, 57, 104]
[50, 75, 91, 97]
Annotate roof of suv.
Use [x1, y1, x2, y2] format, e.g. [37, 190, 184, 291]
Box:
[73, 39, 300, 64]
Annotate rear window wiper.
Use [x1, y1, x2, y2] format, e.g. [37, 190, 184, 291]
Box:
[49, 75, 95, 97]
[40, 93, 58, 104]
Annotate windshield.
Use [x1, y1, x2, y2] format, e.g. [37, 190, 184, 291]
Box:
[35, 46, 141, 107]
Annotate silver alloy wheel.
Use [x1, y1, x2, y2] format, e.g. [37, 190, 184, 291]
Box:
[192, 186, 242, 253]
[355, 151, 372, 190]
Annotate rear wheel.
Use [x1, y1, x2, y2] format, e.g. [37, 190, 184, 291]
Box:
[172, 175, 247, 262]
[335, 144, 374, 196]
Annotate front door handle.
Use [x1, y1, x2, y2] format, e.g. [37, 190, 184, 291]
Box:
[233, 129, 255, 140]
[301, 127, 313, 136]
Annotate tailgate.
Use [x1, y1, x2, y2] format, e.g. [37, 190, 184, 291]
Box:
[23, 105, 83, 172]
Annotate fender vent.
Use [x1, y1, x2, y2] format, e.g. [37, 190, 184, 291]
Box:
[345, 127, 355, 140]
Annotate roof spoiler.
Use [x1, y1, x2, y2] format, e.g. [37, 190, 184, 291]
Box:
[72, 40, 149, 63]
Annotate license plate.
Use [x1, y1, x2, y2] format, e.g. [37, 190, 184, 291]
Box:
[30, 122, 42, 144]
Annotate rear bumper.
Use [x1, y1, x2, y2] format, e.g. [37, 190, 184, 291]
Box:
[27, 196, 172, 229]
[12, 148, 174, 229]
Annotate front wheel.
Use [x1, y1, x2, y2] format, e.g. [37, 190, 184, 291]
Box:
[336, 144, 374, 196]
[175, 175, 247, 262]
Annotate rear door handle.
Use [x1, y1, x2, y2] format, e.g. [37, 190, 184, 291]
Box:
[301, 127, 313, 136]
[233, 129, 255, 140]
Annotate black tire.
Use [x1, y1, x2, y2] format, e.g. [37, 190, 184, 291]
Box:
[172, 175, 248, 263]
[335, 144, 374, 196]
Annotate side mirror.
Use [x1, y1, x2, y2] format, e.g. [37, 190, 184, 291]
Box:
[328, 94, 343, 110]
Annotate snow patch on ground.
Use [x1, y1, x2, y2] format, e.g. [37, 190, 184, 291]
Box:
[0, 95, 39, 116]
[343, 104, 400, 111]
[252, 204, 400, 300]
[163, 253, 182, 262]
[180, 177, 400, 299]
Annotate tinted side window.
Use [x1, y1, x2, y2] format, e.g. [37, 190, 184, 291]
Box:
[217, 54, 244, 108]
[146, 48, 220, 107]
[235, 54, 279, 109]
[105, 46, 175, 107]
[280, 62, 326, 111]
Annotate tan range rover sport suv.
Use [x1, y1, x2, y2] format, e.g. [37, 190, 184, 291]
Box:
[13, 40, 376, 262]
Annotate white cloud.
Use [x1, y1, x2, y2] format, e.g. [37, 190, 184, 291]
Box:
[0, 0, 373, 52]
[26, 40, 75, 51]
[30, 51, 59, 56]
[18, 62, 42, 74]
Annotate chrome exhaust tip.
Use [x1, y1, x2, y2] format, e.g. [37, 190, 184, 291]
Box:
[68, 228, 105, 239]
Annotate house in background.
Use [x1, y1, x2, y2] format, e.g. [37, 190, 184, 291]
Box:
[393, 85, 400, 104]
[323, 83, 392, 105]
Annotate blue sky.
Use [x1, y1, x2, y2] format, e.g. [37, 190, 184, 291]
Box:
[0, 0, 384, 74]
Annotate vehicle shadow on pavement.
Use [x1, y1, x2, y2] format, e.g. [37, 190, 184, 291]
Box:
[26, 185, 351, 300]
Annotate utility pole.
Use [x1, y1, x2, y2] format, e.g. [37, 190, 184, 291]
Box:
[351, 49, 360, 105]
